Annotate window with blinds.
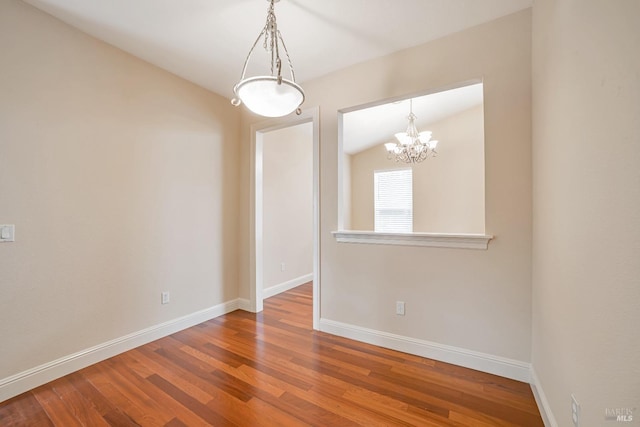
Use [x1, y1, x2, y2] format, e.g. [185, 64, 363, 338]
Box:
[374, 168, 413, 233]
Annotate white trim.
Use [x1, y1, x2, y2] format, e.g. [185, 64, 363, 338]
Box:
[338, 79, 485, 115]
[252, 124, 264, 313]
[319, 318, 530, 382]
[0, 299, 244, 403]
[337, 111, 346, 230]
[311, 108, 320, 332]
[263, 273, 313, 299]
[530, 367, 558, 427]
[332, 230, 493, 250]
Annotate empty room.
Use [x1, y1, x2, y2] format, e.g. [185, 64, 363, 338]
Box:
[1, 0, 638, 426]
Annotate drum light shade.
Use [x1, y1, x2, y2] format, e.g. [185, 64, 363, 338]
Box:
[234, 76, 304, 118]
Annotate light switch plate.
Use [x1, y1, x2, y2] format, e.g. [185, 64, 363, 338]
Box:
[161, 292, 170, 304]
[0, 225, 15, 242]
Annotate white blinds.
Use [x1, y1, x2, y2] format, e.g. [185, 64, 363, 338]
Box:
[374, 168, 413, 233]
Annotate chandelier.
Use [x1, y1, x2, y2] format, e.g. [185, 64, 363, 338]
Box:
[231, 0, 304, 118]
[384, 99, 438, 164]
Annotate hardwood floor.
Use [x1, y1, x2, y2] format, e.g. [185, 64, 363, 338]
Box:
[0, 283, 543, 426]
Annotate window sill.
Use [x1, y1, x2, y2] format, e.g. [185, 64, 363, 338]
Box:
[331, 230, 493, 250]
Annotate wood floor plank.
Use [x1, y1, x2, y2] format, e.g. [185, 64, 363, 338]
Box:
[0, 391, 54, 427]
[119, 349, 215, 405]
[48, 376, 110, 426]
[342, 385, 459, 426]
[243, 395, 313, 427]
[275, 391, 360, 427]
[447, 409, 524, 427]
[293, 385, 414, 427]
[0, 282, 544, 426]
[31, 384, 84, 427]
[146, 374, 237, 426]
[104, 358, 213, 427]
[134, 344, 247, 405]
[389, 362, 485, 394]
[84, 363, 172, 427]
[200, 340, 315, 392]
[180, 346, 286, 398]
[66, 370, 141, 426]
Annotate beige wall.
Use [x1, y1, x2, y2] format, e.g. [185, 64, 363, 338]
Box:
[241, 10, 532, 362]
[350, 105, 485, 233]
[262, 123, 313, 291]
[0, 0, 239, 381]
[532, 0, 640, 425]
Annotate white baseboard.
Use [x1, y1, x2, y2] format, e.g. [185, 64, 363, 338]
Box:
[263, 273, 313, 299]
[530, 367, 558, 427]
[0, 298, 244, 403]
[319, 318, 531, 383]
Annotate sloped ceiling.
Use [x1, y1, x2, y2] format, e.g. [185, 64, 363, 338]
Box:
[343, 83, 484, 155]
[22, 0, 531, 101]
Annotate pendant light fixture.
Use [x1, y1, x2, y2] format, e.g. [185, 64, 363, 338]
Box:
[231, 0, 304, 117]
[384, 99, 439, 164]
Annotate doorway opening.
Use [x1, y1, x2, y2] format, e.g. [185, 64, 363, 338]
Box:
[250, 108, 320, 329]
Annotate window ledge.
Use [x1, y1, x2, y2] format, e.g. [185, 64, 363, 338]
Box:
[331, 230, 493, 250]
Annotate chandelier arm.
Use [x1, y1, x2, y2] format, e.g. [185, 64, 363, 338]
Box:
[238, 26, 269, 83]
[277, 30, 297, 82]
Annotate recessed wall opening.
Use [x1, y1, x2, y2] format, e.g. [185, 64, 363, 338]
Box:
[339, 81, 486, 237]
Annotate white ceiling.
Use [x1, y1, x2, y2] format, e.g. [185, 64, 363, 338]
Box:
[343, 83, 484, 155]
[22, 0, 531, 101]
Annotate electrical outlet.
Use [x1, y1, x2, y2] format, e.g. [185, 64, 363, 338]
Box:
[571, 394, 580, 426]
[0, 224, 15, 242]
[281, 262, 285, 272]
[396, 301, 405, 316]
[161, 292, 170, 305]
